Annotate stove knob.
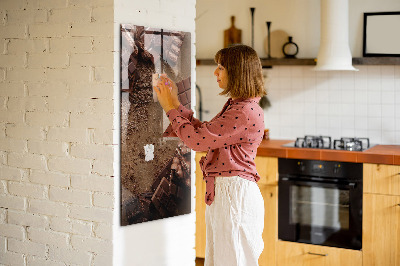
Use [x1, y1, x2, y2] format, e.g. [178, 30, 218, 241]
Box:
[298, 161, 305, 171]
[334, 164, 341, 174]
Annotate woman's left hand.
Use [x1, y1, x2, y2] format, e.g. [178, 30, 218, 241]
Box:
[153, 75, 175, 113]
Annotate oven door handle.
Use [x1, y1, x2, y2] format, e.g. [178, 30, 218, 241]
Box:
[280, 177, 357, 189]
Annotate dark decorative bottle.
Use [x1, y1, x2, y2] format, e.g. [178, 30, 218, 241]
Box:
[282, 36, 299, 58]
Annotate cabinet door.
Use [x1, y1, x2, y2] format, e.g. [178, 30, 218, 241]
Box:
[195, 152, 207, 258]
[363, 193, 400, 266]
[277, 241, 362, 266]
[259, 185, 278, 266]
[364, 164, 400, 196]
[255, 156, 278, 186]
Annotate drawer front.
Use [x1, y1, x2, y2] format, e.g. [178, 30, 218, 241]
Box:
[277, 241, 362, 266]
[364, 164, 400, 196]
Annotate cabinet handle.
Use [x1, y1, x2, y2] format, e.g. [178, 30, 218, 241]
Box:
[397, 204, 400, 207]
[307, 252, 328, 256]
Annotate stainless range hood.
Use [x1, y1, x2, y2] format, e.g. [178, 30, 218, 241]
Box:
[314, 0, 358, 71]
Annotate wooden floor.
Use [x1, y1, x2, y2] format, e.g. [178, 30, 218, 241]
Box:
[195, 257, 204, 266]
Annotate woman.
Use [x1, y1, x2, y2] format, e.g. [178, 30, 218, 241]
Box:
[154, 44, 267, 266]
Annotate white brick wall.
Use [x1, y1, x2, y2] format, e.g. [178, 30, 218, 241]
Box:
[0, 0, 114, 265]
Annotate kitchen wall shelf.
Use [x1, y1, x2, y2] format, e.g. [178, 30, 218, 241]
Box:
[352, 57, 400, 65]
[260, 58, 316, 66]
[196, 57, 400, 67]
[196, 58, 316, 67]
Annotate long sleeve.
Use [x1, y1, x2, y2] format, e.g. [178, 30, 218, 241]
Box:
[162, 103, 202, 137]
[165, 105, 249, 152]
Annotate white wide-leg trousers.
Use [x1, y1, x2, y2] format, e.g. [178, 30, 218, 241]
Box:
[205, 176, 264, 266]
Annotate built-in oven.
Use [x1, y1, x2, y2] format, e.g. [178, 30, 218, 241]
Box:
[278, 158, 363, 250]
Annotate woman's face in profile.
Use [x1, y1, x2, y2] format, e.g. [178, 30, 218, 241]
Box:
[214, 64, 228, 90]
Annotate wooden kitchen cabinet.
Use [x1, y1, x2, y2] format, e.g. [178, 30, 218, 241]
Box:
[255, 156, 278, 186]
[276, 241, 362, 266]
[195, 152, 207, 258]
[364, 163, 400, 196]
[363, 164, 400, 266]
[363, 193, 400, 266]
[259, 184, 278, 266]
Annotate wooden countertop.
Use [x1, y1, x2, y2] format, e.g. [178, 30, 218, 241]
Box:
[256, 139, 400, 165]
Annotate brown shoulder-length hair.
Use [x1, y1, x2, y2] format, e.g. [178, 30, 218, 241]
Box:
[214, 44, 267, 99]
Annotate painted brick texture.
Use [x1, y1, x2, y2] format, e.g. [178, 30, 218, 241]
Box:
[0, 0, 114, 265]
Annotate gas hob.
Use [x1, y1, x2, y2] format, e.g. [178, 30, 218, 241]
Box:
[282, 135, 375, 151]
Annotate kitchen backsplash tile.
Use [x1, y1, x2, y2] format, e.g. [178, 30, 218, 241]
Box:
[382, 79, 395, 91]
[196, 65, 400, 145]
[367, 104, 381, 117]
[381, 65, 395, 77]
[382, 91, 395, 104]
[382, 105, 395, 118]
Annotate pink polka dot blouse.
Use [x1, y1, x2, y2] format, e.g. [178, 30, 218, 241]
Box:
[163, 97, 265, 205]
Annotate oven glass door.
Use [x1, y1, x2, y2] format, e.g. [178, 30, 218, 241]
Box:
[292, 184, 349, 238]
[278, 177, 362, 250]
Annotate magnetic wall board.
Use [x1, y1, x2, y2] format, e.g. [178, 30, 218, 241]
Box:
[120, 24, 192, 225]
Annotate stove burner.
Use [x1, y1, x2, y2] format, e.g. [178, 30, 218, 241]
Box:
[286, 135, 372, 151]
[295, 135, 332, 149]
[333, 137, 370, 151]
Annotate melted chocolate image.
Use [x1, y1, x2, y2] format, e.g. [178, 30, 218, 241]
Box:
[120, 25, 192, 225]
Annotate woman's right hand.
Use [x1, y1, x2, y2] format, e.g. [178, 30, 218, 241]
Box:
[160, 74, 180, 109]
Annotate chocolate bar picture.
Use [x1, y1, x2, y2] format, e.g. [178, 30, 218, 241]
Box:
[120, 24, 192, 226]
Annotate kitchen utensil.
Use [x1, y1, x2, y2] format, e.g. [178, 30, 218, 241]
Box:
[224, 16, 242, 48]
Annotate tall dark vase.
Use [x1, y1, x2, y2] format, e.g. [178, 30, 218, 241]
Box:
[266, 21, 272, 58]
[250, 7, 255, 48]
